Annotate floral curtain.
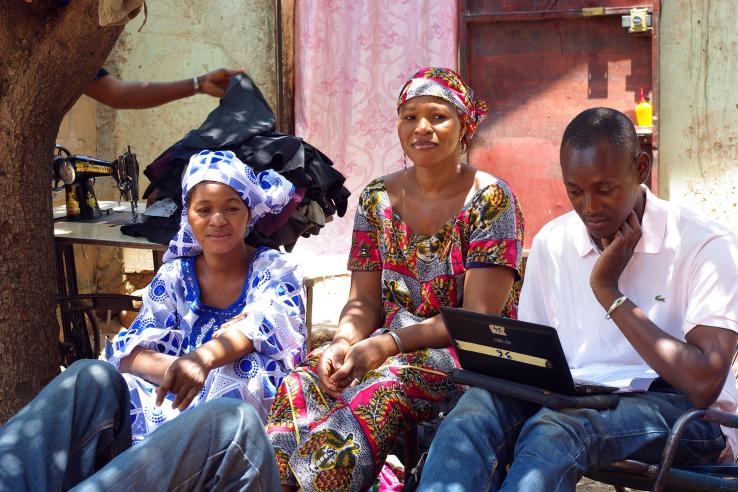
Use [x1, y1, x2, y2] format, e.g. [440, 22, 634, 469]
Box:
[292, 0, 457, 259]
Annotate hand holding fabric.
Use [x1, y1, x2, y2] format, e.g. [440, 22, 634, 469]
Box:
[198, 67, 246, 98]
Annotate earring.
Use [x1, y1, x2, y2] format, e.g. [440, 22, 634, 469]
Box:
[403, 153, 408, 173]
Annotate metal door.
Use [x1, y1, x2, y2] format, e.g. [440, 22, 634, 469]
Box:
[460, 1, 659, 249]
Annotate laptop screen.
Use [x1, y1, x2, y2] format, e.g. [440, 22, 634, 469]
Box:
[441, 306, 578, 394]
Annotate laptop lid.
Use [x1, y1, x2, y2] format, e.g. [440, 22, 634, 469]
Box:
[441, 306, 578, 395]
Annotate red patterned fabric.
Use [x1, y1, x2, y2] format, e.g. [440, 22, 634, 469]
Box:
[348, 177, 524, 322]
[265, 175, 524, 491]
[266, 346, 461, 492]
[396, 67, 488, 149]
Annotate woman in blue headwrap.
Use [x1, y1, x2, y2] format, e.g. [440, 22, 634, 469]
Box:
[107, 149, 306, 443]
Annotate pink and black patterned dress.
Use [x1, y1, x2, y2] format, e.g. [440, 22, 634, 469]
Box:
[266, 175, 524, 491]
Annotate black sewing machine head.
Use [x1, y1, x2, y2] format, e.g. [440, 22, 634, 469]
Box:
[52, 145, 140, 221]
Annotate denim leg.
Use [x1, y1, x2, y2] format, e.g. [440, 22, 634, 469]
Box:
[417, 388, 539, 492]
[500, 390, 725, 492]
[0, 360, 131, 492]
[73, 399, 280, 492]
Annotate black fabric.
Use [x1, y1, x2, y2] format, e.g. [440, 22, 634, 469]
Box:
[120, 215, 180, 244]
[123, 74, 350, 250]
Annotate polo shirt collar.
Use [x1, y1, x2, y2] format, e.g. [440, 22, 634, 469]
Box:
[573, 185, 667, 257]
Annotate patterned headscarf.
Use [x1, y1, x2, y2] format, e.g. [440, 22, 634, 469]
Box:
[163, 150, 294, 262]
[396, 67, 488, 149]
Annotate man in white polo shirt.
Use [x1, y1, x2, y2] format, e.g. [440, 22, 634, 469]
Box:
[418, 107, 738, 491]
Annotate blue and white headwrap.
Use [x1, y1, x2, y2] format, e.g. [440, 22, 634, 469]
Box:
[163, 150, 294, 262]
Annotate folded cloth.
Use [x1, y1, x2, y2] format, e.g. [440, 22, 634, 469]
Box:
[127, 73, 350, 250]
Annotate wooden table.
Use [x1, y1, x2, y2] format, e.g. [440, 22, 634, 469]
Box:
[54, 201, 166, 363]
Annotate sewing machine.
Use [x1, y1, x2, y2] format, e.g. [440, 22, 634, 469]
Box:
[52, 145, 140, 222]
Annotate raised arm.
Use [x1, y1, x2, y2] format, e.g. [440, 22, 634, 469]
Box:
[591, 212, 738, 407]
[84, 67, 245, 109]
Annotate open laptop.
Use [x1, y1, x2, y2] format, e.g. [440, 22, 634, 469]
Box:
[441, 307, 619, 408]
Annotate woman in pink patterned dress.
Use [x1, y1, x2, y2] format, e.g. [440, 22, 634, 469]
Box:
[266, 67, 524, 492]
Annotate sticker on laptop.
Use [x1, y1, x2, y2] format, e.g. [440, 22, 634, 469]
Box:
[489, 324, 507, 336]
[455, 340, 551, 368]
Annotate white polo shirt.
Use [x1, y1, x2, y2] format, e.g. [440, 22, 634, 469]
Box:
[519, 186, 738, 452]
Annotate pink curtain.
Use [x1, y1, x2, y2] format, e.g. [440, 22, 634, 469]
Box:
[292, 0, 457, 258]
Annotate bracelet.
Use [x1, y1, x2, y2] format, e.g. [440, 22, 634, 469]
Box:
[193, 76, 201, 94]
[605, 295, 628, 319]
[387, 330, 404, 354]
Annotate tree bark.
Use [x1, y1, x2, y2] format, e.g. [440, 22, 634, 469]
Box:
[0, 1, 123, 422]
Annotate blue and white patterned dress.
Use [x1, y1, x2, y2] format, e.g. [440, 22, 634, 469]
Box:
[107, 246, 306, 443]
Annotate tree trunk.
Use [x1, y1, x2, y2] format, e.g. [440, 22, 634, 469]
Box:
[0, 1, 123, 422]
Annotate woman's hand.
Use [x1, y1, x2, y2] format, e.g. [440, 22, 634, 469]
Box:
[155, 351, 212, 411]
[329, 335, 397, 393]
[317, 339, 352, 398]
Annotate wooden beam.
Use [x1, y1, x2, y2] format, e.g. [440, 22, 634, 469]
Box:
[275, 0, 295, 134]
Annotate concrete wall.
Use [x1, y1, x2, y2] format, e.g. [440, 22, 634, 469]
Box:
[659, 0, 738, 230]
[98, 0, 277, 198]
[102, 0, 277, 285]
[55, 0, 278, 294]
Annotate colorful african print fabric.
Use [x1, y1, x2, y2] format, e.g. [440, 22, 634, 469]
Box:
[352, 176, 524, 322]
[265, 175, 524, 491]
[396, 67, 488, 148]
[267, 346, 460, 492]
[107, 247, 306, 443]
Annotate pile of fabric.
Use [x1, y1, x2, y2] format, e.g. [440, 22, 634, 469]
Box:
[121, 74, 350, 251]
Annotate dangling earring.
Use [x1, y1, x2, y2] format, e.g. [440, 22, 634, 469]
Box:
[403, 153, 408, 173]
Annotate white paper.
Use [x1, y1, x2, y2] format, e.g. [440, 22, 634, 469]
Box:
[570, 364, 659, 393]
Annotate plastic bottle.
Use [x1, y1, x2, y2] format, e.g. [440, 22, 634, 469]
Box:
[635, 88, 653, 127]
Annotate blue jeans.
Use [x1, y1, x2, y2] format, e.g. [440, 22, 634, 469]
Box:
[0, 360, 280, 492]
[418, 387, 725, 492]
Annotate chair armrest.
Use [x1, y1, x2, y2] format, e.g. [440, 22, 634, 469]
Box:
[653, 408, 708, 492]
[703, 407, 738, 429]
[596, 407, 738, 492]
